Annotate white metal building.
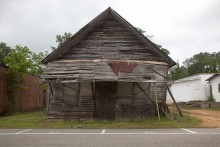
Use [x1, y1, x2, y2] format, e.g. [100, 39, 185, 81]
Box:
[167, 74, 214, 103]
[206, 74, 220, 102]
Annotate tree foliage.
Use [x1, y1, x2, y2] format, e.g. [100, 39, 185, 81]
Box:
[3, 45, 47, 113]
[51, 32, 72, 50]
[169, 51, 220, 81]
[135, 27, 154, 39]
[4, 45, 34, 74]
[184, 52, 220, 76]
[135, 27, 170, 55]
[169, 62, 188, 81]
[0, 42, 12, 64]
[156, 44, 170, 56]
[3, 45, 34, 113]
[31, 51, 48, 75]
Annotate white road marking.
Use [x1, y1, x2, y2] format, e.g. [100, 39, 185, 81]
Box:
[101, 129, 106, 134]
[0, 132, 220, 135]
[181, 128, 197, 134]
[0, 129, 219, 135]
[145, 131, 156, 134]
[15, 129, 32, 134]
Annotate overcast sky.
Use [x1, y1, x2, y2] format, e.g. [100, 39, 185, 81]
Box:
[0, 0, 219, 63]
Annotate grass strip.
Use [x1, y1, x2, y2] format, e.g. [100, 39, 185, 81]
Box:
[0, 111, 201, 129]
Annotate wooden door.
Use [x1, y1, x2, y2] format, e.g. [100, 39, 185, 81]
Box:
[95, 82, 117, 120]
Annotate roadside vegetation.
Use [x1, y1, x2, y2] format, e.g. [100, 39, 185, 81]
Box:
[169, 104, 220, 128]
[0, 111, 200, 129]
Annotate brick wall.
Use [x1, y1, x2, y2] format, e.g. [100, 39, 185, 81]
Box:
[0, 66, 46, 114]
[0, 66, 7, 114]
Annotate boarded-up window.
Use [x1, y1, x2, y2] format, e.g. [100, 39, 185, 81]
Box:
[63, 83, 79, 106]
[50, 83, 63, 101]
[117, 82, 133, 105]
[134, 83, 150, 105]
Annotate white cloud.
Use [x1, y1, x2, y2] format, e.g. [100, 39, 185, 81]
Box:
[0, 0, 219, 63]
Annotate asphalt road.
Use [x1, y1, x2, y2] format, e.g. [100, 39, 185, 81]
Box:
[0, 128, 220, 147]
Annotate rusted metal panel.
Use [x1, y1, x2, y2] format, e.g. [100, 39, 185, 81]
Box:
[108, 61, 137, 75]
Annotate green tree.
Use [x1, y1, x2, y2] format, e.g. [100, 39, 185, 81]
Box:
[3, 45, 36, 113]
[156, 44, 170, 55]
[136, 27, 170, 55]
[169, 62, 188, 80]
[183, 52, 220, 76]
[135, 27, 154, 40]
[51, 32, 72, 50]
[0, 42, 12, 64]
[170, 51, 220, 81]
[4, 45, 34, 74]
[31, 51, 48, 75]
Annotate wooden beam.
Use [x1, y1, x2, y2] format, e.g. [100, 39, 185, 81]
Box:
[153, 70, 168, 79]
[135, 82, 154, 104]
[131, 82, 135, 105]
[63, 83, 79, 92]
[154, 83, 160, 121]
[167, 86, 183, 116]
[92, 81, 96, 117]
[49, 83, 54, 96]
[55, 59, 169, 65]
[136, 82, 173, 119]
[77, 82, 80, 107]
[46, 89, 50, 117]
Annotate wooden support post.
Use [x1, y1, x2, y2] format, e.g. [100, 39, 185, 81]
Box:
[77, 82, 80, 107]
[47, 83, 53, 117]
[63, 83, 79, 92]
[167, 86, 183, 116]
[91, 82, 95, 101]
[154, 83, 160, 121]
[136, 82, 173, 120]
[92, 81, 96, 117]
[49, 83, 54, 96]
[131, 82, 135, 105]
[135, 83, 154, 104]
[46, 88, 50, 117]
[153, 70, 167, 79]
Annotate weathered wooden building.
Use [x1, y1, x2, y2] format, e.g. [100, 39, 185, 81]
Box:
[42, 7, 176, 120]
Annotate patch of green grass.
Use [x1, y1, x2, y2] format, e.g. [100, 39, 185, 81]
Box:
[0, 111, 201, 129]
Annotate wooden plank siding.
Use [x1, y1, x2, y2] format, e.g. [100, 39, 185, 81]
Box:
[42, 61, 160, 82]
[42, 15, 169, 83]
[47, 82, 94, 119]
[57, 15, 166, 62]
[47, 81, 164, 119]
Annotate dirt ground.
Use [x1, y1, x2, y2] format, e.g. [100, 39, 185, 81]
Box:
[170, 107, 220, 128]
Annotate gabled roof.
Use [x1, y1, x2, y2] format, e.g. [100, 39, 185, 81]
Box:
[172, 73, 214, 83]
[206, 73, 220, 81]
[42, 7, 176, 67]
